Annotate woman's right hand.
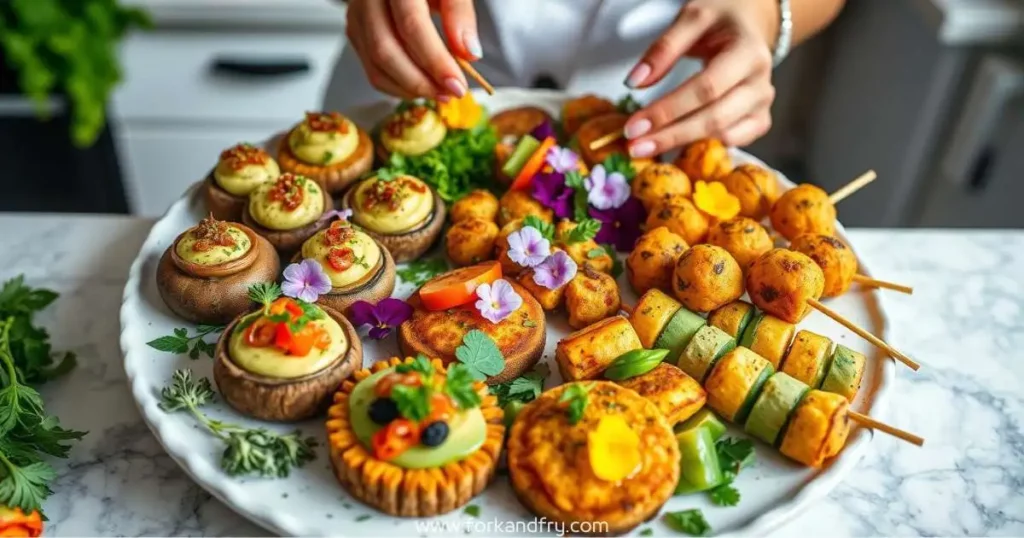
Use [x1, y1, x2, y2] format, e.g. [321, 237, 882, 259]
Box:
[346, 0, 482, 100]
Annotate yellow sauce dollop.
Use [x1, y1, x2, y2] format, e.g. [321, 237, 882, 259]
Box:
[380, 107, 447, 156]
[248, 176, 324, 231]
[213, 146, 281, 196]
[228, 312, 348, 379]
[301, 227, 382, 288]
[288, 114, 359, 166]
[175, 225, 251, 266]
[350, 176, 434, 234]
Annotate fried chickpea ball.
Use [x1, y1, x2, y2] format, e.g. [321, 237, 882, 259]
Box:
[674, 138, 732, 181]
[770, 184, 836, 241]
[517, 269, 566, 311]
[562, 94, 617, 137]
[645, 196, 709, 245]
[672, 244, 744, 313]
[565, 264, 621, 329]
[746, 249, 825, 323]
[554, 219, 614, 274]
[719, 164, 779, 220]
[494, 219, 527, 276]
[706, 217, 774, 271]
[498, 189, 553, 227]
[450, 189, 499, 223]
[790, 233, 858, 298]
[446, 217, 499, 267]
[631, 163, 693, 211]
[626, 226, 689, 295]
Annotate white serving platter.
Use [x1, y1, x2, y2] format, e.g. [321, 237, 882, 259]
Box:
[121, 88, 894, 537]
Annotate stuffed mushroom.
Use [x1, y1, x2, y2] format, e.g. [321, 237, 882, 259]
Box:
[241, 173, 332, 257]
[341, 173, 446, 263]
[203, 143, 281, 221]
[376, 104, 447, 160]
[277, 111, 374, 195]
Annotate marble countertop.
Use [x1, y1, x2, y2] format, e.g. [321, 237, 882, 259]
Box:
[0, 214, 1020, 537]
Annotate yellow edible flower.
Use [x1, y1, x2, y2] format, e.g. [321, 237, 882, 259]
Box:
[437, 93, 483, 130]
[693, 180, 741, 220]
[587, 415, 641, 482]
[0, 506, 42, 537]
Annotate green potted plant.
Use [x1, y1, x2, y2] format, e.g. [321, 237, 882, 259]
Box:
[0, 0, 150, 147]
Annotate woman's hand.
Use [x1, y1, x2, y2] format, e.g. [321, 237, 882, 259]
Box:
[623, 0, 780, 157]
[346, 0, 482, 100]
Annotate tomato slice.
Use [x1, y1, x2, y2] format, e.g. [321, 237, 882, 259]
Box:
[419, 261, 502, 311]
[371, 419, 421, 460]
[327, 247, 354, 272]
[245, 318, 277, 347]
[509, 136, 556, 191]
[427, 393, 455, 421]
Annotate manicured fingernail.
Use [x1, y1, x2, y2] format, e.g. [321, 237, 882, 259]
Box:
[624, 62, 651, 88]
[444, 77, 466, 98]
[629, 140, 656, 158]
[437, 94, 452, 103]
[624, 119, 651, 140]
[464, 32, 483, 59]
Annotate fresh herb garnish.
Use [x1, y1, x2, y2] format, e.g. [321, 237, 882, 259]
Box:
[395, 354, 434, 376]
[463, 504, 481, 518]
[558, 382, 592, 425]
[639, 528, 654, 537]
[390, 383, 433, 422]
[522, 215, 555, 242]
[600, 244, 624, 278]
[0, 276, 77, 383]
[564, 171, 590, 222]
[355, 514, 372, 522]
[586, 247, 605, 259]
[396, 257, 449, 287]
[709, 483, 741, 507]
[445, 363, 481, 410]
[159, 370, 316, 477]
[490, 363, 549, 408]
[601, 154, 636, 181]
[249, 282, 282, 309]
[322, 151, 334, 164]
[663, 509, 711, 536]
[716, 437, 755, 477]
[454, 330, 505, 381]
[562, 218, 602, 244]
[616, 94, 643, 115]
[146, 325, 223, 360]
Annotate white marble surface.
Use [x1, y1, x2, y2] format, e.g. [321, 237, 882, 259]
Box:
[0, 214, 1021, 537]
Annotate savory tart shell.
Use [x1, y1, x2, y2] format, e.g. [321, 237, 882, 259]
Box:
[326, 356, 505, 517]
[340, 184, 447, 264]
[397, 279, 545, 385]
[213, 304, 363, 422]
[156, 224, 281, 325]
[290, 239, 398, 319]
[202, 171, 248, 222]
[276, 126, 375, 196]
[241, 184, 333, 258]
[507, 382, 680, 535]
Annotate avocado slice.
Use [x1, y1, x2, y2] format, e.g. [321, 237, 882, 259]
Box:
[654, 307, 707, 365]
[678, 325, 736, 383]
[734, 363, 775, 425]
[744, 373, 809, 445]
[820, 344, 866, 402]
[677, 408, 727, 441]
[501, 134, 540, 178]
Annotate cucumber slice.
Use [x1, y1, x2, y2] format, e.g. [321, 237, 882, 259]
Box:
[738, 312, 764, 349]
[678, 325, 736, 383]
[678, 408, 727, 441]
[501, 134, 540, 178]
[820, 345, 866, 402]
[708, 301, 755, 340]
[654, 307, 707, 365]
[744, 373, 809, 445]
[735, 363, 775, 425]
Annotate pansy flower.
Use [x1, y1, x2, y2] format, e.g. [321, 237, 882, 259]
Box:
[532, 251, 578, 290]
[507, 226, 551, 268]
[475, 279, 522, 323]
[531, 171, 575, 219]
[591, 197, 647, 252]
[545, 146, 580, 175]
[584, 165, 630, 210]
[281, 259, 332, 302]
[349, 298, 414, 340]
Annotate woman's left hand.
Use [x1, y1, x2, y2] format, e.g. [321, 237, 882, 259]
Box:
[622, 0, 780, 157]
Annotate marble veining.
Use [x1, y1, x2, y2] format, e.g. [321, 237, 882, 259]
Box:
[0, 215, 1020, 537]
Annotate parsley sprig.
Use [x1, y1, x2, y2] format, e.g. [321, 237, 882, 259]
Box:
[0, 276, 76, 383]
[391, 356, 481, 421]
[396, 257, 450, 287]
[707, 437, 755, 507]
[146, 325, 223, 360]
[522, 216, 555, 242]
[558, 382, 592, 425]
[561, 218, 602, 244]
[490, 363, 549, 408]
[663, 509, 711, 536]
[159, 369, 317, 478]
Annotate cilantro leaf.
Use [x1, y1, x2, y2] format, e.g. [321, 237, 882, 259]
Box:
[716, 437, 755, 475]
[396, 354, 434, 376]
[146, 325, 223, 360]
[463, 504, 481, 518]
[522, 215, 555, 241]
[490, 363, 549, 408]
[248, 282, 281, 307]
[390, 384, 432, 421]
[709, 484, 741, 507]
[397, 257, 449, 287]
[563, 218, 602, 244]
[663, 509, 711, 536]
[601, 154, 636, 181]
[445, 364, 482, 410]
[558, 382, 592, 425]
[454, 330, 505, 380]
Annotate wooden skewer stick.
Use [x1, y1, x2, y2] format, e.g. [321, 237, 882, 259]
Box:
[589, 131, 624, 152]
[849, 411, 925, 446]
[455, 58, 494, 95]
[807, 298, 921, 371]
[620, 303, 635, 316]
[829, 170, 877, 205]
[852, 274, 914, 295]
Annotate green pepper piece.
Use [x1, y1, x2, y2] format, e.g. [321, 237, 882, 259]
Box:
[678, 408, 727, 441]
[674, 426, 724, 494]
[603, 348, 670, 381]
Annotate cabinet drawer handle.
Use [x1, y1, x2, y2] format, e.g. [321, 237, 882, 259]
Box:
[211, 58, 311, 77]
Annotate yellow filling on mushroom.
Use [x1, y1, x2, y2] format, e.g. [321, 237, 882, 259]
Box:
[228, 313, 348, 379]
[175, 225, 251, 266]
[214, 155, 281, 197]
[380, 106, 447, 156]
[248, 177, 324, 231]
[301, 227, 382, 288]
[288, 117, 360, 166]
[350, 176, 434, 234]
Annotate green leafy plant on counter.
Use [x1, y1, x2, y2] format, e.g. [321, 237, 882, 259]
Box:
[0, 276, 85, 516]
[0, 0, 151, 146]
[159, 369, 317, 478]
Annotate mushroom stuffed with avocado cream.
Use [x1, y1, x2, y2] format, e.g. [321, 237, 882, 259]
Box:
[295, 218, 396, 316]
[377, 104, 448, 159]
[277, 111, 374, 195]
[213, 285, 362, 422]
[326, 356, 505, 517]
[242, 173, 332, 257]
[341, 173, 446, 263]
[157, 216, 280, 325]
[203, 143, 281, 221]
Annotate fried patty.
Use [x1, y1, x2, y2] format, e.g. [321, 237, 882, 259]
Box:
[491, 106, 552, 141]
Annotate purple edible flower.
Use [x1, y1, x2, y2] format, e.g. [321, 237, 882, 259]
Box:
[584, 165, 630, 210]
[316, 208, 353, 227]
[349, 298, 414, 340]
[506, 226, 551, 268]
[532, 251, 578, 290]
[531, 171, 575, 219]
[281, 259, 332, 302]
[591, 197, 648, 252]
[530, 120, 556, 141]
[545, 146, 579, 174]
[475, 279, 523, 323]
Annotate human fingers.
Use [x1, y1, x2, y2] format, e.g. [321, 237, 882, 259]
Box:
[346, 13, 416, 98]
[623, 3, 718, 89]
[389, 0, 469, 97]
[361, 0, 442, 98]
[719, 109, 773, 147]
[437, 0, 482, 60]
